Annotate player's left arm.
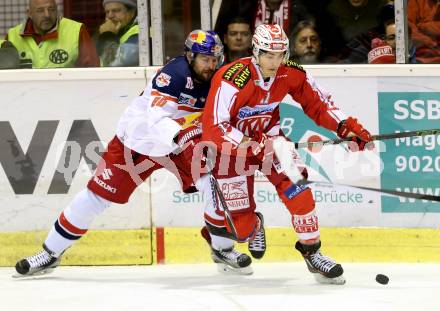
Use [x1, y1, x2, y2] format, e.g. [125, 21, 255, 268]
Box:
[202, 80, 245, 148]
[291, 70, 372, 150]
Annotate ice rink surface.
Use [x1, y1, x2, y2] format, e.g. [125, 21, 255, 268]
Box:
[1, 263, 439, 311]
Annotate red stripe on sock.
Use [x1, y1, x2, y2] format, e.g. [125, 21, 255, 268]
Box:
[156, 227, 165, 264]
[59, 212, 88, 235]
[204, 213, 225, 227]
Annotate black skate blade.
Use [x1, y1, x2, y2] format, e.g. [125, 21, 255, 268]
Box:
[12, 267, 56, 279]
[216, 263, 253, 275]
[313, 273, 346, 285]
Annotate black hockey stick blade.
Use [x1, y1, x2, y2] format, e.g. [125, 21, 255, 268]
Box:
[301, 180, 440, 202]
[294, 128, 440, 149]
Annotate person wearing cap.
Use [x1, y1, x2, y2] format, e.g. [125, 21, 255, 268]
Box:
[367, 37, 396, 64]
[96, 0, 139, 66]
[5, 0, 99, 68]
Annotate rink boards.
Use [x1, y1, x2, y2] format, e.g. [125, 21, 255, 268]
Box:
[1, 66, 440, 265]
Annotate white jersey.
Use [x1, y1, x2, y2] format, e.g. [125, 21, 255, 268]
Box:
[116, 55, 210, 156]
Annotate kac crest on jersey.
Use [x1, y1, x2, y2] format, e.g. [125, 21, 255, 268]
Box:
[236, 116, 271, 136]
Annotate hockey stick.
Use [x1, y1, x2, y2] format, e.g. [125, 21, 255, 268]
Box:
[294, 128, 440, 149]
[300, 180, 440, 202]
[209, 172, 239, 240]
[205, 151, 238, 240]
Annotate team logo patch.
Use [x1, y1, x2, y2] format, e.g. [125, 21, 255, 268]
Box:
[285, 60, 305, 72]
[284, 184, 307, 199]
[101, 168, 113, 180]
[223, 62, 245, 81]
[218, 177, 250, 211]
[238, 104, 277, 119]
[190, 31, 206, 44]
[49, 49, 69, 64]
[155, 72, 171, 87]
[233, 66, 251, 89]
[236, 116, 271, 136]
[178, 93, 197, 106]
[93, 176, 116, 194]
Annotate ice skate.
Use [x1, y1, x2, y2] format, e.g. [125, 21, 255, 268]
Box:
[13, 244, 62, 278]
[248, 212, 266, 259]
[211, 247, 253, 275]
[295, 241, 345, 285]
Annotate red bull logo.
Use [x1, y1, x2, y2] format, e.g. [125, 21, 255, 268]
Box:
[190, 31, 207, 44]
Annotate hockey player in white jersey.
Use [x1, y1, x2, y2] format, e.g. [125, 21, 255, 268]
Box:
[14, 29, 226, 277]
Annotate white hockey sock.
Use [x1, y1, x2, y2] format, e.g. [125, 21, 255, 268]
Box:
[45, 189, 111, 257]
[211, 234, 235, 251]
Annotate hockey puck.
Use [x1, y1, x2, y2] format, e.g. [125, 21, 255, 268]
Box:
[375, 274, 389, 285]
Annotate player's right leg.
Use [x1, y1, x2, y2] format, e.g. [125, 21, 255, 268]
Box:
[14, 136, 160, 277]
[196, 174, 253, 275]
[14, 188, 111, 277]
[269, 170, 345, 284]
[203, 226, 253, 275]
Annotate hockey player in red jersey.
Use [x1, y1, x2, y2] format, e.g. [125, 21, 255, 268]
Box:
[14, 30, 224, 277]
[199, 24, 372, 283]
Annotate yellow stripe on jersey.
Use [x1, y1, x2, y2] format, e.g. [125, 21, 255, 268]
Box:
[174, 112, 202, 129]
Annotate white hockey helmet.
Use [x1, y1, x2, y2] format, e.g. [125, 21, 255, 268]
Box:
[252, 24, 289, 62]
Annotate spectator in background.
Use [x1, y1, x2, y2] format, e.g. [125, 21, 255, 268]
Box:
[223, 17, 252, 63]
[368, 17, 417, 64]
[383, 19, 396, 52]
[5, 0, 99, 68]
[408, 0, 440, 63]
[96, 0, 139, 67]
[0, 40, 20, 69]
[214, 0, 310, 42]
[290, 20, 323, 64]
[253, 0, 291, 30]
[367, 37, 395, 64]
[325, 0, 389, 60]
[341, 2, 397, 63]
[367, 18, 397, 64]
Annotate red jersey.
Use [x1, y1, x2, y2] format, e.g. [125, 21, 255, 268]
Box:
[202, 57, 346, 152]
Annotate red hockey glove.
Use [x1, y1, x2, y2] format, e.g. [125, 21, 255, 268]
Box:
[174, 124, 202, 153]
[337, 117, 372, 151]
[250, 132, 274, 162]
